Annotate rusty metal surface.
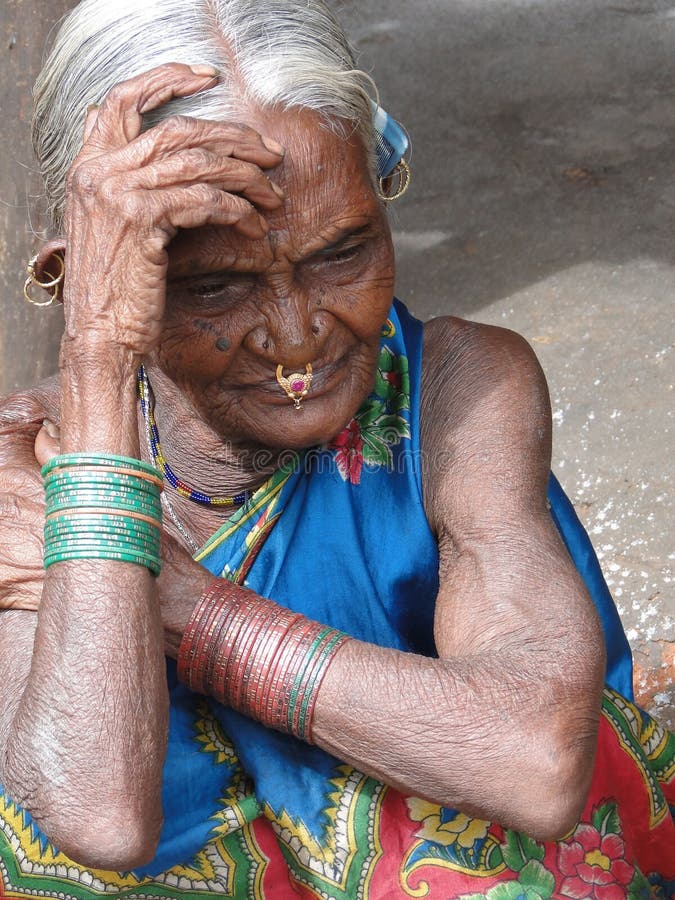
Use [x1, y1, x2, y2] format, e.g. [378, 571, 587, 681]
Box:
[0, 0, 71, 396]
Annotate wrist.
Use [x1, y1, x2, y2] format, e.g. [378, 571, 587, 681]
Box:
[177, 578, 350, 743]
[161, 564, 214, 659]
[60, 333, 141, 372]
[59, 346, 141, 455]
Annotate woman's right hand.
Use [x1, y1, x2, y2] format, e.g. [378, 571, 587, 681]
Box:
[62, 62, 285, 361]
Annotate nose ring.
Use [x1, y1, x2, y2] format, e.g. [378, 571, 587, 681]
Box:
[276, 363, 313, 410]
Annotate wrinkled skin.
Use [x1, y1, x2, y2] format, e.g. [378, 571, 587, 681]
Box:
[156, 111, 395, 453]
[0, 64, 605, 870]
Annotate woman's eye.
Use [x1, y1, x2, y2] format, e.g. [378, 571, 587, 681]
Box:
[322, 244, 363, 265]
[192, 282, 230, 299]
[187, 275, 251, 302]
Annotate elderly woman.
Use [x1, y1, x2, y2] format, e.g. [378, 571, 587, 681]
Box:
[0, 0, 672, 896]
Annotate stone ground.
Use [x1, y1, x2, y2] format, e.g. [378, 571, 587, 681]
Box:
[334, 0, 674, 726]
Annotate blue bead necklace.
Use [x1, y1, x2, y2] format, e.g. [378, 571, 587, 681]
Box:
[137, 366, 250, 508]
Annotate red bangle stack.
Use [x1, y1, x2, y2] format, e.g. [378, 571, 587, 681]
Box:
[177, 579, 349, 743]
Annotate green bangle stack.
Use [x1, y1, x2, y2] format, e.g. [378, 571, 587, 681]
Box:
[42, 453, 163, 576]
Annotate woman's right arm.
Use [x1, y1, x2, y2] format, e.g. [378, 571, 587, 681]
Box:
[0, 392, 212, 869]
[0, 380, 168, 869]
[0, 63, 284, 869]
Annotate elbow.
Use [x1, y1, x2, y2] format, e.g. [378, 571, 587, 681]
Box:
[518, 784, 589, 843]
[511, 726, 599, 841]
[45, 807, 163, 871]
[508, 661, 603, 840]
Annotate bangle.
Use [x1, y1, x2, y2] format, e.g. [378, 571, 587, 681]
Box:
[47, 508, 162, 530]
[43, 453, 163, 576]
[177, 579, 349, 743]
[44, 469, 162, 494]
[42, 453, 162, 482]
[44, 547, 162, 576]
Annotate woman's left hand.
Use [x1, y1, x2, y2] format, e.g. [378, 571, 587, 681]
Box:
[0, 466, 44, 613]
[0, 419, 211, 654]
[0, 405, 52, 613]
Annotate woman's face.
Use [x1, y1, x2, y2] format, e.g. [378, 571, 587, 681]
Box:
[157, 107, 395, 450]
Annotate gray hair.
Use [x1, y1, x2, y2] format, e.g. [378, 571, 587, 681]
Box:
[33, 0, 378, 233]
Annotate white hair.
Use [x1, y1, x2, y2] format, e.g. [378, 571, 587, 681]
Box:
[33, 0, 378, 233]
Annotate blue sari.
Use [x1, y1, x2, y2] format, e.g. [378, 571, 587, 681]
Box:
[0, 300, 671, 898]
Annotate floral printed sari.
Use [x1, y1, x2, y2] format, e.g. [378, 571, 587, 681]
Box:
[0, 301, 671, 897]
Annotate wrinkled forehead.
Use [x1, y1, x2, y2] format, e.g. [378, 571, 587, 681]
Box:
[168, 107, 383, 275]
[262, 106, 373, 186]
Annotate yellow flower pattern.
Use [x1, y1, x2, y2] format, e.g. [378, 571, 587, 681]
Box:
[407, 799, 490, 849]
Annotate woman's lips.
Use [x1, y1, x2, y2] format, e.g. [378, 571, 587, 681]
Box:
[251, 351, 352, 401]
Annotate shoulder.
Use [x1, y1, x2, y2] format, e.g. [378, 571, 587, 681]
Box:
[422, 315, 548, 410]
[420, 317, 552, 529]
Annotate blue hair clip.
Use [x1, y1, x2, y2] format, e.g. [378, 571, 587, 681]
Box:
[371, 101, 409, 179]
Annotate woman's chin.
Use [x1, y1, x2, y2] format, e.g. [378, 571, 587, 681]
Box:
[232, 391, 358, 451]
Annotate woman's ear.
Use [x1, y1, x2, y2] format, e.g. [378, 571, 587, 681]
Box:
[27, 239, 67, 304]
[33, 239, 66, 283]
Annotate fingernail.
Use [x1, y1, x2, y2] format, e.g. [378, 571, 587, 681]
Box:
[259, 215, 271, 233]
[262, 137, 285, 156]
[43, 419, 60, 439]
[190, 64, 219, 77]
[86, 103, 99, 113]
[270, 181, 286, 199]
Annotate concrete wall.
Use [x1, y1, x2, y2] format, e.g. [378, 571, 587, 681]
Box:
[0, 0, 72, 396]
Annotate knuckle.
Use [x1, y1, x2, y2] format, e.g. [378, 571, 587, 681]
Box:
[116, 191, 144, 222]
[148, 115, 200, 152]
[181, 147, 213, 171]
[99, 180, 118, 205]
[236, 159, 261, 181]
[103, 79, 131, 107]
[189, 183, 221, 204]
[227, 121, 259, 141]
[156, 114, 193, 136]
[230, 195, 256, 218]
[68, 164, 100, 198]
[221, 159, 259, 190]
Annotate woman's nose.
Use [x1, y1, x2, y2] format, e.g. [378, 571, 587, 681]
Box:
[247, 295, 325, 368]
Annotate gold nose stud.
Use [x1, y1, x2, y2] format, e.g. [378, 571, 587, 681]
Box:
[276, 363, 313, 410]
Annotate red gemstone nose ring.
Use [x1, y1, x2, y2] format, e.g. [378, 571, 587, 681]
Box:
[276, 363, 313, 410]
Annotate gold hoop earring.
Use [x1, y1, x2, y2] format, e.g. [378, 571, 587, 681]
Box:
[377, 158, 411, 203]
[23, 252, 65, 307]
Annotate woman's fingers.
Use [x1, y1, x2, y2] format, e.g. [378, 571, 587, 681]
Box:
[126, 116, 285, 170]
[35, 421, 61, 468]
[70, 66, 288, 225]
[138, 64, 220, 116]
[82, 62, 221, 151]
[144, 184, 271, 238]
[116, 149, 285, 211]
[86, 115, 286, 185]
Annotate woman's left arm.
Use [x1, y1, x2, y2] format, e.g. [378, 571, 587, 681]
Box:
[310, 316, 606, 840]
[2, 319, 605, 841]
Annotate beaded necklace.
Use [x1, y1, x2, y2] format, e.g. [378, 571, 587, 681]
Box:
[137, 366, 250, 510]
